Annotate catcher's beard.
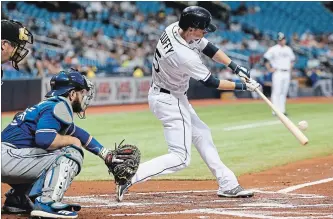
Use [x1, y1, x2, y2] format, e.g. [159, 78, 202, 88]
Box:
[72, 99, 83, 113]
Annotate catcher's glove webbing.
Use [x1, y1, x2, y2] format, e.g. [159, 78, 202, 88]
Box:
[105, 140, 141, 185]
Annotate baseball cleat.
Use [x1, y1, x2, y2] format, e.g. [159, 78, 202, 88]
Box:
[217, 185, 254, 198]
[30, 197, 78, 219]
[116, 181, 132, 202]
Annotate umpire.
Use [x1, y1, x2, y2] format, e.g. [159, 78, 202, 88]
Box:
[1, 19, 33, 77]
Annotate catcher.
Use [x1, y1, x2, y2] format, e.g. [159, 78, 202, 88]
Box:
[1, 69, 140, 219]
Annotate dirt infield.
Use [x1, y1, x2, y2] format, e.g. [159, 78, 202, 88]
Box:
[1, 155, 333, 219]
[1, 97, 332, 218]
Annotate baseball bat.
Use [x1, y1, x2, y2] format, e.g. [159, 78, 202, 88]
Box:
[254, 88, 309, 145]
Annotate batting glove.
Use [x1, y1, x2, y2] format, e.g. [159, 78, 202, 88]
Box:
[245, 78, 261, 92]
[228, 61, 250, 82]
[237, 67, 251, 83]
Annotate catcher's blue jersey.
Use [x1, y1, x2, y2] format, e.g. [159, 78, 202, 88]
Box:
[1, 96, 74, 149]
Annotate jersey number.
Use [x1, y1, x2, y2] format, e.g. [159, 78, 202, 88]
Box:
[153, 48, 161, 73]
[10, 107, 36, 125]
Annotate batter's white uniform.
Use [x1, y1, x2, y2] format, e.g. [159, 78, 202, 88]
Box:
[131, 22, 239, 191]
[263, 44, 295, 114]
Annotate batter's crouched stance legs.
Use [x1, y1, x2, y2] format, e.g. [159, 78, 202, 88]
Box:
[29, 146, 83, 219]
[117, 89, 253, 201]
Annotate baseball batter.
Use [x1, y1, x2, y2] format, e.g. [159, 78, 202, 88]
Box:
[264, 32, 296, 115]
[1, 69, 140, 218]
[117, 6, 260, 201]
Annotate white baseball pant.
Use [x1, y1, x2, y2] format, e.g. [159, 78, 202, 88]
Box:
[130, 85, 239, 191]
[271, 70, 291, 114]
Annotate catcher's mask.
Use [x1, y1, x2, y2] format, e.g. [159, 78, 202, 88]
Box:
[1, 20, 33, 70]
[45, 68, 95, 119]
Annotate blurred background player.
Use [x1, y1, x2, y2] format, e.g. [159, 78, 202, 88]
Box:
[1, 69, 131, 218]
[1, 19, 33, 77]
[263, 32, 296, 116]
[116, 6, 260, 202]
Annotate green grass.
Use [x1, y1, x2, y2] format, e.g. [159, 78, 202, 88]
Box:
[2, 102, 333, 181]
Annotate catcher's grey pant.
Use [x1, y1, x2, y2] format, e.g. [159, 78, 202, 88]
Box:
[1, 142, 82, 203]
[130, 86, 239, 191]
[1, 142, 58, 185]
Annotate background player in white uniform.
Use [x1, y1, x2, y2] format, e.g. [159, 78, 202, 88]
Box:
[264, 32, 296, 115]
[117, 6, 260, 201]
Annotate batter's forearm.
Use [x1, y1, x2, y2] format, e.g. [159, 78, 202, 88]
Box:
[48, 134, 81, 150]
[212, 50, 232, 66]
[201, 75, 246, 91]
[217, 80, 246, 91]
[212, 50, 248, 76]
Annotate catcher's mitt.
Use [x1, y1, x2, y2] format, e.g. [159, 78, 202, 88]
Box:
[105, 140, 141, 185]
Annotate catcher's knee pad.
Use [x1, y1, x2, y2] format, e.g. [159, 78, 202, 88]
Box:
[30, 145, 84, 203]
[61, 145, 84, 174]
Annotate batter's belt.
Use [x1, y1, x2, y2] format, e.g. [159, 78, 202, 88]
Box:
[151, 82, 187, 95]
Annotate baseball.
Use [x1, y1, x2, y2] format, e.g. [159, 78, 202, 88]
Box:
[298, 120, 308, 131]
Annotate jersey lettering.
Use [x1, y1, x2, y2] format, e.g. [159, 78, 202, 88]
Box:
[153, 48, 162, 73]
[160, 31, 174, 54]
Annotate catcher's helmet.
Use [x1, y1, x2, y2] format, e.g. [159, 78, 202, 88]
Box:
[45, 69, 91, 97]
[45, 69, 95, 118]
[1, 20, 33, 70]
[179, 6, 216, 33]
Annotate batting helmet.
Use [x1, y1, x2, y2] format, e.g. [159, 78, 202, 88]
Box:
[1, 20, 33, 70]
[179, 6, 216, 33]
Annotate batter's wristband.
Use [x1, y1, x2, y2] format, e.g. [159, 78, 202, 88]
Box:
[228, 61, 239, 73]
[235, 82, 246, 91]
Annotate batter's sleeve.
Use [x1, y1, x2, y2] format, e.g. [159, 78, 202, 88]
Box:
[197, 37, 209, 52]
[35, 108, 62, 149]
[181, 56, 211, 82]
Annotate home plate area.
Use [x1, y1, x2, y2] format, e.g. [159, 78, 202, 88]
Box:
[64, 184, 333, 219]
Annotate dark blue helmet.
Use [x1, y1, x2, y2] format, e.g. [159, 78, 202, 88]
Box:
[277, 32, 286, 41]
[179, 6, 216, 33]
[45, 69, 90, 97]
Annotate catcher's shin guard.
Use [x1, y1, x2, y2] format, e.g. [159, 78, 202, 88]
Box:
[30, 146, 83, 218]
[40, 146, 83, 203]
